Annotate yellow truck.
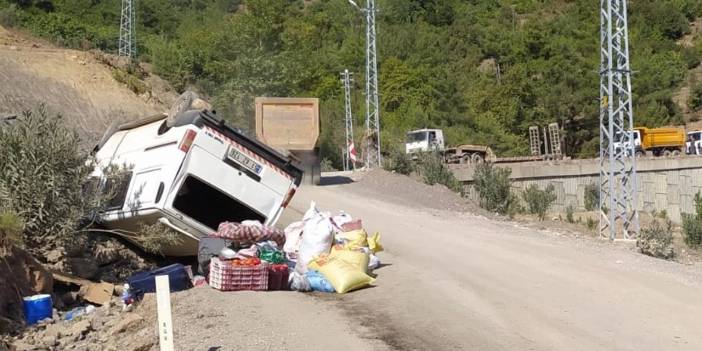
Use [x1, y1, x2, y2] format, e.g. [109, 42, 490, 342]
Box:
[616, 127, 686, 157]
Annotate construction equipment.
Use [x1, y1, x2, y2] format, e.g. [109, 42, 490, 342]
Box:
[254, 97, 321, 185]
[405, 128, 551, 164]
[614, 127, 685, 157]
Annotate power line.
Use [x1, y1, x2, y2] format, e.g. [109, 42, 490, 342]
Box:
[599, 0, 639, 240]
[119, 0, 136, 59]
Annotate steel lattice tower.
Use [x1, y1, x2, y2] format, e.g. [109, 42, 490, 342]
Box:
[364, 0, 381, 168]
[599, 0, 639, 240]
[341, 69, 356, 171]
[348, 0, 381, 168]
[119, 0, 136, 59]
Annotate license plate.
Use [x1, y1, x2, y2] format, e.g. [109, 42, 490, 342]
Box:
[228, 147, 263, 175]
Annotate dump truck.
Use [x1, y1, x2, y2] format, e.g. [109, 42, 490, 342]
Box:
[255, 97, 321, 185]
[405, 128, 546, 164]
[615, 127, 686, 157]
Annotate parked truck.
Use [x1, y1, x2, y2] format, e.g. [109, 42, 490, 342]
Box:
[255, 97, 321, 185]
[405, 128, 546, 164]
[615, 127, 686, 157]
[686, 130, 702, 155]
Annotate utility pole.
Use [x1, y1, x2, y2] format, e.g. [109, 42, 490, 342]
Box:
[341, 69, 356, 171]
[119, 0, 136, 59]
[599, 0, 639, 240]
[348, 0, 381, 168]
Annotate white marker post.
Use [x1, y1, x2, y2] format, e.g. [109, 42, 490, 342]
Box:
[155, 275, 175, 351]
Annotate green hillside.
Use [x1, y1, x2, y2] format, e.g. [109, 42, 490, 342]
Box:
[1, 0, 701, 164]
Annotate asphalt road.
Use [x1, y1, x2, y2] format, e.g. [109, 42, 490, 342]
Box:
[278, 180, 702, 351]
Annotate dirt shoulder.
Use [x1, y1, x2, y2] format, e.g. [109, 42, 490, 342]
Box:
[338, 169, 489, 216]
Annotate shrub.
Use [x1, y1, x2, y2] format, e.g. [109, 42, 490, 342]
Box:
[637, 219, 674, 259]
[134, 222, 182, 255]
[0, 4, 19, 28]
[586, 217, 597, 230]
[566, 205, 575, 223]
[384, 149, 414, 175]
[584, 183, 599, 211]
[522, 184, 557, 221]
[691, 83, 702, 112]
[112, 68, 149, 95]
[472, 163, 514, 215]
[320, 157, 336, 172]
[0, 210, 24, 255]
[682, 192, 702, 248]
[0, 107, 120, 255]
[418, 152, 461, 193]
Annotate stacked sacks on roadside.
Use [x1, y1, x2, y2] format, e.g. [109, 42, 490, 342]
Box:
[285, 202, 383, 294]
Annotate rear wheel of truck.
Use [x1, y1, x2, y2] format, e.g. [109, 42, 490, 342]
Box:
[663, 149, 673, 157]
[635, 150, 645, 158]
[471, 153, 484, 164]
[672, 150, 681, 157]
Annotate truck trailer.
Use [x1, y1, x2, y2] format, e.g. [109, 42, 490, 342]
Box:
[405, 129, 546, 164]
[255, 97, 321, 185]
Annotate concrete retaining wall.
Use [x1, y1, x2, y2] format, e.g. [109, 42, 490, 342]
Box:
[450, 157, 702, 223]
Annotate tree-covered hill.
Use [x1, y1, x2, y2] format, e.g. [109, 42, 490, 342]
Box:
[1, 0, 701, 165]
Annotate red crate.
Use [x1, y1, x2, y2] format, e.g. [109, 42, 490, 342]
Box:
[267, 264, 289, 291]
[209, 258, 269, 291]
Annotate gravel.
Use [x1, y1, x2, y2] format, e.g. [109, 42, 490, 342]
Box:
[342, 169, 484, 214]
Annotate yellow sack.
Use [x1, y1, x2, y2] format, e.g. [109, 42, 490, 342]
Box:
[330, 246, 369, 273]
[336, 229, 368, 250]
[367, 232, 383, 253]
[318, 257, 375, 293]
[307, 253, 329, 271]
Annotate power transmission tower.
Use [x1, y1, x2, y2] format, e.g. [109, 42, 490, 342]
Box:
[529, 126, 541, 156]
[119, 0, 136, 59]
[341, 69, 356, 171]
[548, 123, 562, 160]
[348, 0, 381, 168]
[599, 0, 639, 240]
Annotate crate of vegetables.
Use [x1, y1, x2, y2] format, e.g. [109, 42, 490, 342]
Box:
[267, 264, 290, 291]
[209, 257, 269, 291]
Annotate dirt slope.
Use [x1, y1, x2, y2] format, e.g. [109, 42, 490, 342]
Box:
[673, 18, 702, 125]
[0, 26, 174, 143]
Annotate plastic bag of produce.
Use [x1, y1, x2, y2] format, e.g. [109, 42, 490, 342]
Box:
[331, 247, 369, 273]
[297, 202, 334, 267]
[341, 219, 363, 232]
[336, 229, 368, 250]
[305, 270, 335, 293]
[368, 254, 380, 271]
[367, 232, 383, 253]
[283, 221, 304, 260]
[234, 245, 258, 260]
[331, 212, 353, 231]
[318, 257, 375, 294]
[259, 248, 284, 264]
[289, 271, 311, 292]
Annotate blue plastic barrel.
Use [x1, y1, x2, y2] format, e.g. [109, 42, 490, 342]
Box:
[23, 294, 52, 325]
